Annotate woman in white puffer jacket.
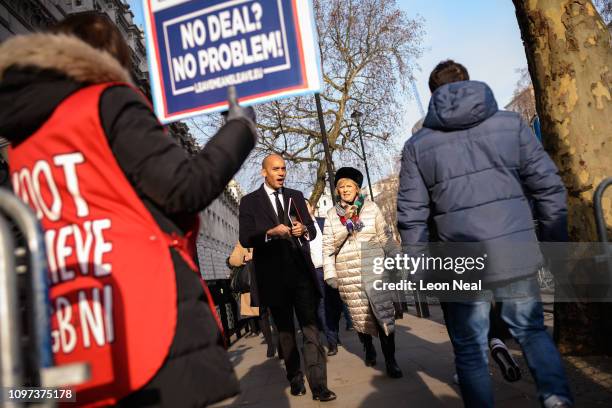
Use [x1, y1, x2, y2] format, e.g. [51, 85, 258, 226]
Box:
[322, 167, 403, 378]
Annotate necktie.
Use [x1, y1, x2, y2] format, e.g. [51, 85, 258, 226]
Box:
[273, 191, 285, 225]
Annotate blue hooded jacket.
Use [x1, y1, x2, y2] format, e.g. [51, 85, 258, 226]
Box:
[397, 81, 567, 283]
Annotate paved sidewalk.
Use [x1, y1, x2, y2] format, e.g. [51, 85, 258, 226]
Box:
[212, 305, 611, 407]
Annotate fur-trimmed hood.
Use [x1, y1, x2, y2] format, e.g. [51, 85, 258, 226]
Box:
[0, 33, 132, 84]
[0, 33, 133, 143]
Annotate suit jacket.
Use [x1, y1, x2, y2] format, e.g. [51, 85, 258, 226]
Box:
[239, 185, 320, 306]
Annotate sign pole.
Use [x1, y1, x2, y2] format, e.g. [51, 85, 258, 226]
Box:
[314, 93, 336, 205]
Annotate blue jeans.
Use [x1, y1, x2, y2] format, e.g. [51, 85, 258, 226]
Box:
[442, 277, 572, 407]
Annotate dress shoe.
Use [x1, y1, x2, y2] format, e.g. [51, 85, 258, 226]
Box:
[266, 344, 276, 358]
[312, 387, 337, 402]
[290, 380, 306, 396]
[327, 345, 338, 356]
[386, 360, 403, 378]
[364, 342, 377, 366]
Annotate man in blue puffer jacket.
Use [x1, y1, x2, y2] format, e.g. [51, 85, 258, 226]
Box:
[397, 60, 572, 408]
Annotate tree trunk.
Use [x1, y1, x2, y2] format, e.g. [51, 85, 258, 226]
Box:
[512, 0, 612, 355]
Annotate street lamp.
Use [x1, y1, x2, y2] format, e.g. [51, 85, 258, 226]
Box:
[350, 110, 374, 200]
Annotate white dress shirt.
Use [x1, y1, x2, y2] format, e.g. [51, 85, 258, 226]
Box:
[309, 217, 323, 268]
[263, 183, 284, 242]
[263, 182, 284, 218]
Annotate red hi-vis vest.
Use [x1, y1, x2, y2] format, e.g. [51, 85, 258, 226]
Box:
[8, 83, 212, 406]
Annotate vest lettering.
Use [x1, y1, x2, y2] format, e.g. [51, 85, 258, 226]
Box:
[104, 285, 115, 343]
[32, 160, 62, 221]
[45, 229, 59, 284]
[73, 221, 94, 275]
[53, 152, 89, 217]
[17, 168, 43, 219]
[79, 288, 106, 348]
[56, 296, 77, 354]
[92, 219, 112, 277]
[56, 225, 75, 282]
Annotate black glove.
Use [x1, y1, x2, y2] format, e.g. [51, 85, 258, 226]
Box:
[224, 86, 257, 143]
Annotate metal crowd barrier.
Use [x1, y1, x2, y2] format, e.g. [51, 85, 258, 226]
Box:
[593, 178, 612, 281]
[594, 177, 612, 243]
[0, 188, 89, 406]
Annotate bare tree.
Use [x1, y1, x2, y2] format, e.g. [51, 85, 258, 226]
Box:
[253, 0, 423, 203]
[505, 67, 537, 123]
[594, 0, 612, 23]
[513, 0, 612, 355]
[373, 174, 400, 241]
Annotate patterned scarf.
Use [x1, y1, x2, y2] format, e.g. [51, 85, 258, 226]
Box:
[335, 194, 365, 233]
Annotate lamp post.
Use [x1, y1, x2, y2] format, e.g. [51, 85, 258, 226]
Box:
[350, 110, 374, 200]
[315, 93, 337, 205]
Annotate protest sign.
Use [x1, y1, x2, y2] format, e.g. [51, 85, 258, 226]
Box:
[142, 0, 322, 123]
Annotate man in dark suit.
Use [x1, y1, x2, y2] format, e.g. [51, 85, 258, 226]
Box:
[239, 154, 336, 402]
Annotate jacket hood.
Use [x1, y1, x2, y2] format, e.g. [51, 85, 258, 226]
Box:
[0, 33, 133, 143]
[423, 81, 498, 131]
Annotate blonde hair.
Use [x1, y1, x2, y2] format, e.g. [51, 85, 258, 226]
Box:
[335, 178, 360, 198]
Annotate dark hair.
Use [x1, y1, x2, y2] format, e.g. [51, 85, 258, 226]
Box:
[51, 12, 132, 70]
[428, 60, 469, 92]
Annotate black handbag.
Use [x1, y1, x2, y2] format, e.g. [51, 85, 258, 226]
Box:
[230, 261, 252, 294]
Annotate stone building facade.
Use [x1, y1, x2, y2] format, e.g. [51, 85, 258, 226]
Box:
[197, 180, 243, 281]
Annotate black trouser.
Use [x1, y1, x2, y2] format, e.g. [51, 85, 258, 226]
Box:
[259, 307, 276, 348]
[269, 273, 327, 392]
[357, 321, 396, 363]
[488, 301, 511, 341]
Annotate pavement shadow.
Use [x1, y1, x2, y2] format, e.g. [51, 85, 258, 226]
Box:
[213, 356, 291, 408]
[218, 304, 612, 407]
[327, 309, 463, 407]
[498, 307, 612, 407]
[226, 342, 253, 368]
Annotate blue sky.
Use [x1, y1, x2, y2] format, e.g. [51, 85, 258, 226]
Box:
[397, 0, 528, 133]
[127, 1, 528, 184]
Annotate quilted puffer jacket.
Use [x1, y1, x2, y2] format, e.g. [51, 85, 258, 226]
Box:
[398, 80, 567, 284]
[323, 200, 400, 336]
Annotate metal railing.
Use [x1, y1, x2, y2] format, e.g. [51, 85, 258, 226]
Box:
[594, 177, 612, 243]
[0, 188, 89, 406]
[0, 214, 22, 407]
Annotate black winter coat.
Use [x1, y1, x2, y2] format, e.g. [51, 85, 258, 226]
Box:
[239, 185, 320, 306]
[0, 33, 255, 406]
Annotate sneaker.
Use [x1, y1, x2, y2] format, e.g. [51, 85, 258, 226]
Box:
[489, 338, 521, 382]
